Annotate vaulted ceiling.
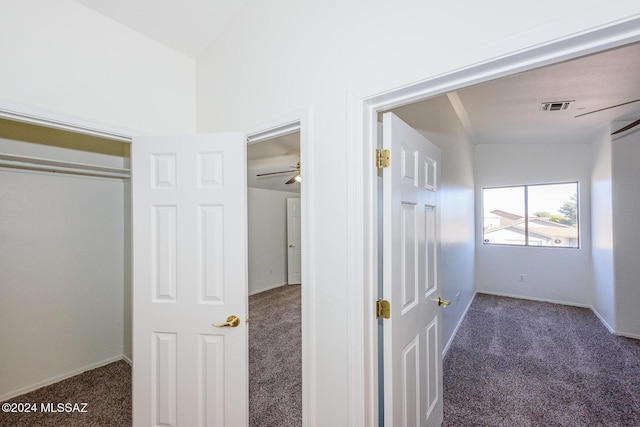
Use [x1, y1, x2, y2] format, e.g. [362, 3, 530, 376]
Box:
[71, 4, 640, 186]
[73, 0, 247, 58]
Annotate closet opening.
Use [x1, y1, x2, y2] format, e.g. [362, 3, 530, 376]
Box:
[0, 116, 132, 423]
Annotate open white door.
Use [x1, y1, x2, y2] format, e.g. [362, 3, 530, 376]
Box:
[132, 133, 248, 426]
[382, 112, 443, 426]
[287, 197, 302, 285]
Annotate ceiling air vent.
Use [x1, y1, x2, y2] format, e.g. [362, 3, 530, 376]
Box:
[540, 101, 575, 111]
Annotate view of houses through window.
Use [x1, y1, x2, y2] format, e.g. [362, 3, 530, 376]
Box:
[482, 182, 579, 248]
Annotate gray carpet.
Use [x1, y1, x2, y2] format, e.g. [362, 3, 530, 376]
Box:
[443, 293, 640, 427]
[1, 285, 302, 427]
[249, 284, 302, 427]
[0, 360, 131, 427]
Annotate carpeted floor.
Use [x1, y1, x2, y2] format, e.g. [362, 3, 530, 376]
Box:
[1, 285, 302, 427]
[443, 293, 640, 427]
[0, 360, 131, 427]
[249, 284, 302, 427]
[14, 289, 634, 427]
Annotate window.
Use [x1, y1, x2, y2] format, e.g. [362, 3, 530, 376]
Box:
[482, 182, 579, 248]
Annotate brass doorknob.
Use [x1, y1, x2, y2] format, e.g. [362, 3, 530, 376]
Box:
[437, 296, 451, 307]
[289, 244, 294, 248]
[212, 315, 240, 328]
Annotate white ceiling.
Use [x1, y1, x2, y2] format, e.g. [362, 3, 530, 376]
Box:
[73, 0, 248, 58]
[423, 42, 640, 145]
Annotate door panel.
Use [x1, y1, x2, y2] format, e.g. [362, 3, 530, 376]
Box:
[133, 133, 247, 427]
[383, 112, 443, 427]
[153, 332, 177, 426]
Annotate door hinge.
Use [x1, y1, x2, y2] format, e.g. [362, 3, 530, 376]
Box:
[376, 299, 390, 319]
[376, 149, 390, 169]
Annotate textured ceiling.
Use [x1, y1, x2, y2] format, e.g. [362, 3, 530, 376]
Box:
[394, 42, 640, 145]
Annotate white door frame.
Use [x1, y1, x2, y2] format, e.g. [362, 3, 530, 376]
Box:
[0, 98, 137, 142]
[245, 107, 314, 427]
[348, 16, 640, 427]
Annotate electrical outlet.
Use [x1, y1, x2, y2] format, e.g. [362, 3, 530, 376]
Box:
[268, 267, 272, 275]
[519, 274, 525, 282]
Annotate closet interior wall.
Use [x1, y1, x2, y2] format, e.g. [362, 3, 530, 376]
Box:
[0, 118, 131, 401]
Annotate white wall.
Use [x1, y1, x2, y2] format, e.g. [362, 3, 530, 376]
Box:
[390, 96, 476, 351]
[0, 0, 196, 134]
[612, 130, 640, 337]
[474, 144, 593, 305]
[195, 2, 640, 423]
[247, 188, 300, 295]
[590, 131, 616, 330]
[0, 0, 193, 375]
[0, 0, 196, 376]
[0, 170, 126, 400]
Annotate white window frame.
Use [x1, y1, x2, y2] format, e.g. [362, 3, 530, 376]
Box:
[481, 181, 580, 249]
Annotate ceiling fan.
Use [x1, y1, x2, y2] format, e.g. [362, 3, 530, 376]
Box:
[575, 98, 640, 135]
[256, 161, 301, 184]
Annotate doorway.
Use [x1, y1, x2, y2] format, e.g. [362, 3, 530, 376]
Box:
[356, 21, 640, 426]
[247, 126, 303, 426]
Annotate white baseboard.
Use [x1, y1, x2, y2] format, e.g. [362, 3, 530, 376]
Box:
[122, 354, 133, 366]
[248, 282, 289, 296]
[0, 354, 126, 402]
[590, 306, 616, 334]
[614, 330, 640, 340]
[476, 290, 591, 308]
[442, 292, 476, 357]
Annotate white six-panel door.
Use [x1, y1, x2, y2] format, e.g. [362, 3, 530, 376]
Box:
[287, 197, 302, 285]
[132, 133, 248, 426]
[383, 113, 443, 427]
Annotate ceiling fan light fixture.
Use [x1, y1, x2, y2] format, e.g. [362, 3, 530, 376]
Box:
[285, 173, 301, 185]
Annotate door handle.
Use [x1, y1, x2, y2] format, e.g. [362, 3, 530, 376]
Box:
[212, 315, 240, 328]
[289, 244, 294, 248]
[437, 296, 451, 307]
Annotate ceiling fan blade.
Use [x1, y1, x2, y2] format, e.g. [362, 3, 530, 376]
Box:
[611, 117, 640, 135]
[256, 161, 300, 178]
[256, 170, 295, 177]
[575, 98, 640, 118]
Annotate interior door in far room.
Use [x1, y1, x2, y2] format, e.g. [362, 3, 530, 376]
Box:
[132, 133, 248, 427]
[287, 197, 302, 284]
[382, 112, 443, 426]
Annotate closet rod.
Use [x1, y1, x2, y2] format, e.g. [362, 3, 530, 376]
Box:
[0, 153, 131, 179]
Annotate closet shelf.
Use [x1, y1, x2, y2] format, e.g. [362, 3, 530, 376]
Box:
[0, 153, 131, 179]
